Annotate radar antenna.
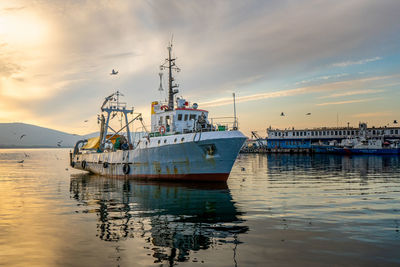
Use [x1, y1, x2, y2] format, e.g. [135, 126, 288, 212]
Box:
[158, 72, 164, 92]
[158, 71, 165, 101]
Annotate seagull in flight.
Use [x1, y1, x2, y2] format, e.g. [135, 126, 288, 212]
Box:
[110, 69, 119, 75]
[306, 113, 311, 115]
[280, 112, 285, 116]
[20, 134, 26, 140]
[17, 160, 24, 163]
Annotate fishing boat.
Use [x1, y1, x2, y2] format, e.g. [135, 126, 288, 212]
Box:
[70, 43, 246, 181]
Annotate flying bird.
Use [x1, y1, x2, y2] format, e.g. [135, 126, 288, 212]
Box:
[394, 120, 398, 124]
[280, 112, 285, 116]
[17, 160, 24, 163]
[84, 120, 88, 123]
[24, 153, 29, 157]
[20, 134, 26, 140]
[110, 69, 119, 75]
[306, 113, 311, 115]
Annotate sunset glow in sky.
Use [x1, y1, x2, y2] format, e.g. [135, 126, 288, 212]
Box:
[1, 0, 400, 136]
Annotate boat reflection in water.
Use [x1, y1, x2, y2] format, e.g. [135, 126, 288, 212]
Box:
[70, 175, 248, 264]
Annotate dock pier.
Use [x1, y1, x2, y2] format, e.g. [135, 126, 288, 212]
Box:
[240, 147, 313, 154]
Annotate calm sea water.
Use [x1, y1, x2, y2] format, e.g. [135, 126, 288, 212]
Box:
[1, 149, 399, 266]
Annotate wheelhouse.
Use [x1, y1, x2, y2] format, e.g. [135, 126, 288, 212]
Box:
[151, 98, 210, 135]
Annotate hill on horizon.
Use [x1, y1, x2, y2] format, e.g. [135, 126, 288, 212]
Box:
[0, 123, 84, 148]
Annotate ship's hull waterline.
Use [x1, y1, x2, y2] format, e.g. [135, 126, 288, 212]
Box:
[72, 131, 246, 182]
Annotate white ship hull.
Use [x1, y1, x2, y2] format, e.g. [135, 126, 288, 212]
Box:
[72, 131, 246, 182]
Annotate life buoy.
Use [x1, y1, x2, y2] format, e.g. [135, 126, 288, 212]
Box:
[81, 160, 87, 169]
[122, 163, 130, 175]
[103, 162, 109, 168]
[160, 105, 169, 111]
[159, 125, 166, 135]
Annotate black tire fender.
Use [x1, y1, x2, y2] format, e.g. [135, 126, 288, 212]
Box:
[81, 160, 87, 169]
[122, 163, 130, 175]
[103, 162, 109, 168]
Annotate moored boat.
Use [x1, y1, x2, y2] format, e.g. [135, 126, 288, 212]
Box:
[312, 137, 400, 155]
[70, 43, 246, 181]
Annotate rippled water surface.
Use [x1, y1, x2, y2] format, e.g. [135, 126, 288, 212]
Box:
[1, 149, 400, 266]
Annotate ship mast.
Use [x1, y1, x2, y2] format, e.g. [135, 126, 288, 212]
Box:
[161, 41, 180, 110]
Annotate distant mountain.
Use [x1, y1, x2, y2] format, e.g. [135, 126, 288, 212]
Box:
[0, 123, 84, 148]
[0, 123, 147, 148]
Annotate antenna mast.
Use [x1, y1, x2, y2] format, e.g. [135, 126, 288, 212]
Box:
[160, 40, 180, 110]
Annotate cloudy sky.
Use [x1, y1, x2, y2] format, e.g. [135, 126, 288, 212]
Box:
[1, 0, 400, 136]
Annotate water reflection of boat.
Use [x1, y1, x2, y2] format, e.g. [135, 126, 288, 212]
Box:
[69, 174, 248, 264]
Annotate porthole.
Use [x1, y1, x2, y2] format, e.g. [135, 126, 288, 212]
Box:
[158, 140, 161, 144]
[164, 139, 167, 144]
[181, 137, 184, 142]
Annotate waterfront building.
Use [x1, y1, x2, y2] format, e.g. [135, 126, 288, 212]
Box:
[266, 123, 400, 149]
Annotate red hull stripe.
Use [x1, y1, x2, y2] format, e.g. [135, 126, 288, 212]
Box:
[106, 173, 230, 182]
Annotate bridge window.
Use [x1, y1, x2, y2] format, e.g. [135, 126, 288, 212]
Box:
[166, 116, 171, 129]
[189, 114, 196, 120]
[184, 114, 188, 121]
[395, 130, 398, 134]
[177, 114, 182, 121]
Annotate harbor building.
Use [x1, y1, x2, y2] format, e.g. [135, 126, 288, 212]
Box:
[266, 123, 400, 149]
